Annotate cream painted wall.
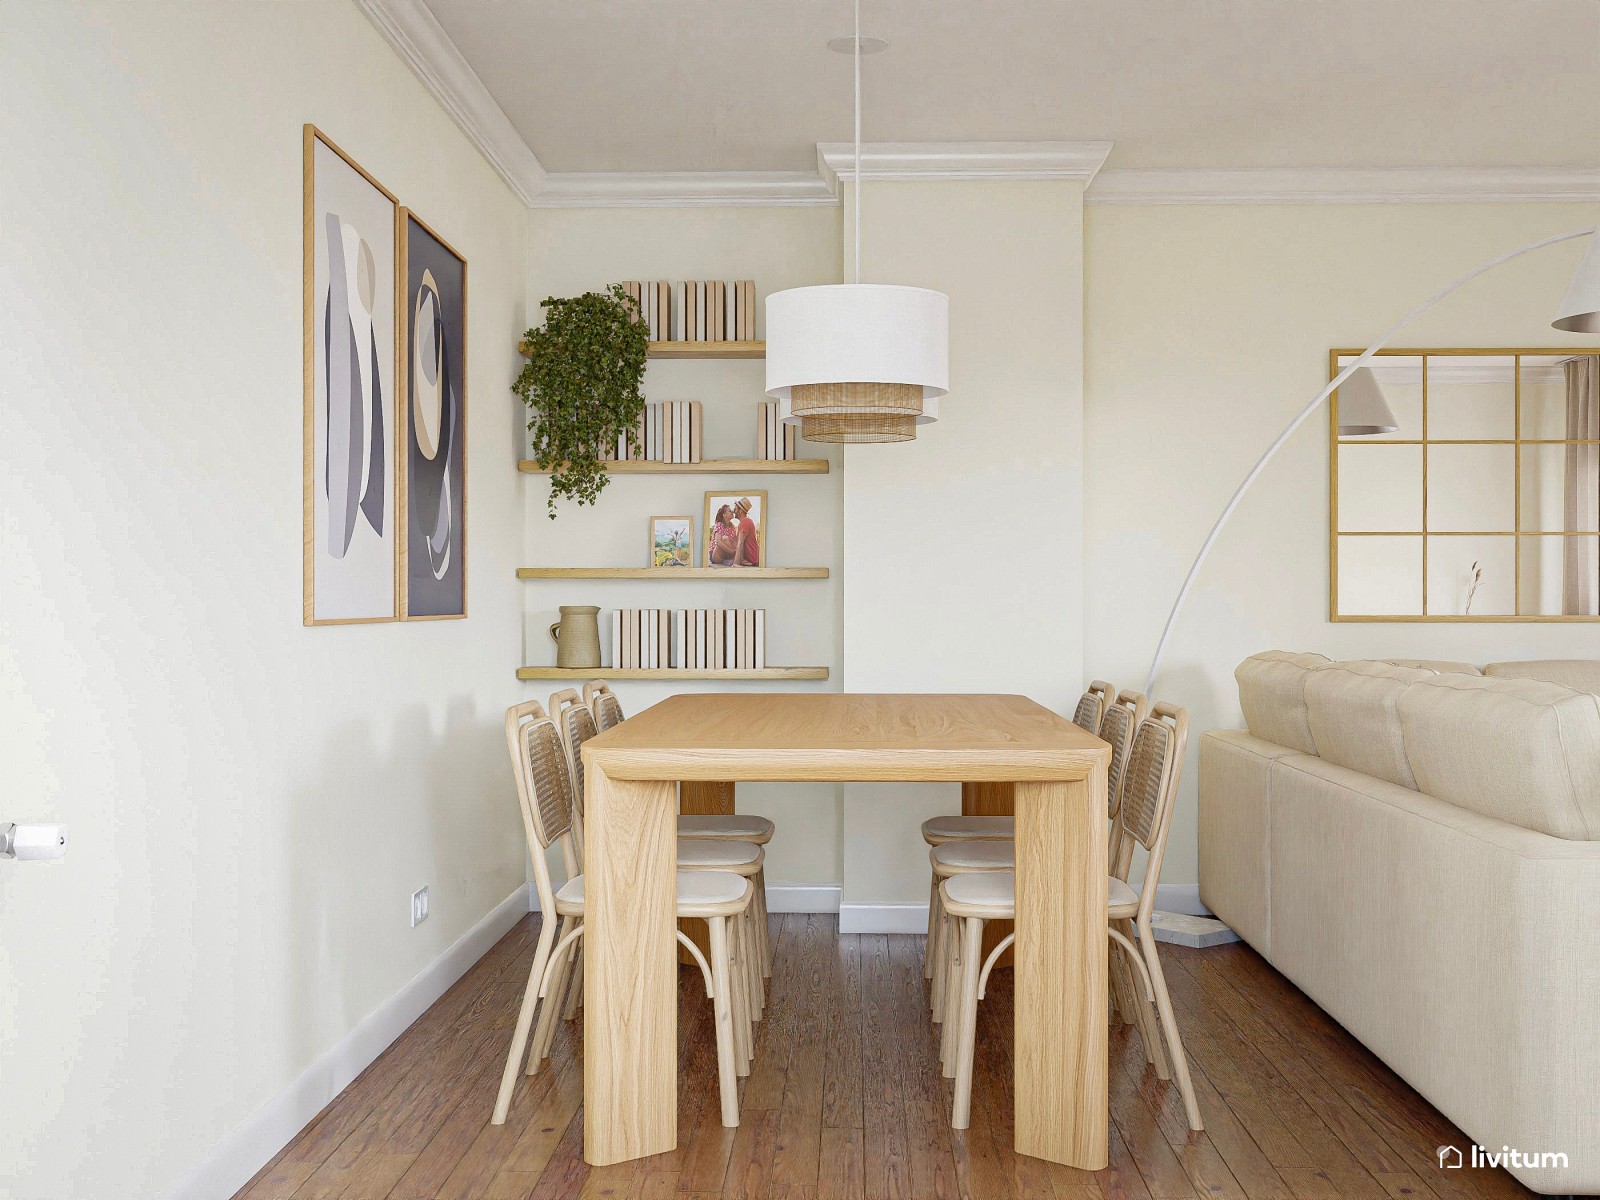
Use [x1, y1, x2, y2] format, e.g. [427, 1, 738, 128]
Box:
[0, 3, 528, 1197]
[841, 180, 1087, 909]
[522, 206, 846, 887]
[1084, 203, 1600, 890]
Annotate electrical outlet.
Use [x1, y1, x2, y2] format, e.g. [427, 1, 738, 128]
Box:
[411, 886, 429, 928]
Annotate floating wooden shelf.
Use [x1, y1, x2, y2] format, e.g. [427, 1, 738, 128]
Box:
[516, 666, 829, 681]
[519, 458, 828, 475]
[648, 340, 764, 359]
[518, 567, 829, 580]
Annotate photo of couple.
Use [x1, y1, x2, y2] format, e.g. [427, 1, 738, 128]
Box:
[704, 491, 765, 568]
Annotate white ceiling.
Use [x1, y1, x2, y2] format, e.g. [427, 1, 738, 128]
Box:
[422, 0, 1600, 175]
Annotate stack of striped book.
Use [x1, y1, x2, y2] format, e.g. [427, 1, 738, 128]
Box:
[605, 400, 703, 464]
[620, 280, 757, 342]
[611, 608, 766, 670]
[756, 401, 798, 460]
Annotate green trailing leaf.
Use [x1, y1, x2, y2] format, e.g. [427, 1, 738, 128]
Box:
[514, 284, 649, 517]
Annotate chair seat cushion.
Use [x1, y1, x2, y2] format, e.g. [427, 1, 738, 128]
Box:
[678, 813, 775, 842]
[676, 836, 761, 867]
[921, 814, 1015, 843]
[1107, 875, 1139, 916]
[941, 870, 1016, 916]
[932, 839, 1015, 869]
[555, 870, 748, 912]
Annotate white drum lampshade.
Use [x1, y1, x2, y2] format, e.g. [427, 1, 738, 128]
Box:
[1553, 227, 1600, 333]
[1336, 366, 1399, 436]
[765, 284, 948, 443]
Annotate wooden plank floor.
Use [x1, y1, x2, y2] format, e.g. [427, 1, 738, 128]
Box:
[235, 914, 1538, 1200]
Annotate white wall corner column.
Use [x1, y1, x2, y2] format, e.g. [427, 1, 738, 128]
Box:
[839, 171, 1089, 915]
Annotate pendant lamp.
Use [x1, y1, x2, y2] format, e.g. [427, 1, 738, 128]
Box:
[763, 0, 948, 444]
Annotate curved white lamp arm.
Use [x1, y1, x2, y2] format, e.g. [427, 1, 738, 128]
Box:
[1144, 227, 1593, 696]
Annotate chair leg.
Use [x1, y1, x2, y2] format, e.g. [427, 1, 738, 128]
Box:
[924, 871, 940, 980]
[1139, 918, 1203, 1131]
[746, 907, 766, 1022]
[1109, 937, 1139, 1027]
[730, 909, 753, 1073]
[561, 945, 583, 1020]
[939, 912, 964, 1077]
[932, 907, 953, 1024]
[951, 916, 984, 1129]
[529, 917, 580, 1072]
[1114, 917, 1169, 1079]
[707, 915, 741, 1128]
[492, 922, 554, 1124]
[752, 868, 772, 979]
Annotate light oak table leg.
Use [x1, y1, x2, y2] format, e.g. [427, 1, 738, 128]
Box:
[1013, 776, 1108, 1170]
[678, 781, 735, 964]
[583, 763, 680, 1165]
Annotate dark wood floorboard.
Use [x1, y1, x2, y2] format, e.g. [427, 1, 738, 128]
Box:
[234, 915, 1539, 1200]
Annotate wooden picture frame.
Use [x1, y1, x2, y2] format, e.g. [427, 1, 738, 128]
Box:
[303, 125, 400, 625]
[397, 208, 468, 619]
[703, 490, 767, 568]
[649, 514, 694, 568]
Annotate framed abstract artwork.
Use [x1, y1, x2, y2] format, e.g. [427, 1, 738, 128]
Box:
[303, 125, 399, 625]
[398, 210, 468, 619]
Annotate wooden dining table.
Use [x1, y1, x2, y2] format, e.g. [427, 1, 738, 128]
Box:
[579, 692, 1111, 1170]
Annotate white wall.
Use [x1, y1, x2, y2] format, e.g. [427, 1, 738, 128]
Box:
[1084, 202, 1599, 889]
[0, 3, 529, 1197]
[522, 206, 846, 888]
[841, 180, 1087, 911]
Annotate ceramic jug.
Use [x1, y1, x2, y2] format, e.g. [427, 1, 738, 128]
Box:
[548, 605, 602, 669]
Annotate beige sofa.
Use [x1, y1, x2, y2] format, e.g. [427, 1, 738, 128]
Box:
[1200, 652, 1600, 1195]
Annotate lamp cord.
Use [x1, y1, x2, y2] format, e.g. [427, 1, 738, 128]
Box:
[1144, 226, 1593, 696]
[853, 0, 861, 286]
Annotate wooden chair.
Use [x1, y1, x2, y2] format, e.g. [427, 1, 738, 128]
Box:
[577, 682, 776, 981]
[936, 702, 1201, 1132]
[923, 681, 1131, 995]
[494, 699, 756, 1128]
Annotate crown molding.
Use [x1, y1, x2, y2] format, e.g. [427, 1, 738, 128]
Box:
[530, 171, 836, 208]
[356, 0, 546, 206]
[1085, 167, 1600, 206]
[816, 141, 1113, 191]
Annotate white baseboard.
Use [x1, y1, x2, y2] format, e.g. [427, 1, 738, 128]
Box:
[158, 885, 531, 1200]
[839, 902, 930, 934]
[1155, 884, 1212, 917]
[765, 883, 841, 913]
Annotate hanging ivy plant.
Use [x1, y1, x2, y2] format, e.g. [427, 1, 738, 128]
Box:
[514, 284, 648, 517]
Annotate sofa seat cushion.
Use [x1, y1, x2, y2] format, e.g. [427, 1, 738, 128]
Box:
[1399, 673, 1600, 840]
[1484, 659, 1600, 695]
[1235, 650, 1329, 755]
[1305, 660, 1439, 790]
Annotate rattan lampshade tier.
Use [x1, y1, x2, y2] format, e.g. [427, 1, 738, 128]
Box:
[790, 381, 924, 417]
[799, 413, 917, 443]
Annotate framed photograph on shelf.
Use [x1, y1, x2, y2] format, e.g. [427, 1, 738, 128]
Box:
[650, 514, 694, 567]
[703, 490, 766, 568]
[303, 125, 399, 626]
[398, 208, 467, 619]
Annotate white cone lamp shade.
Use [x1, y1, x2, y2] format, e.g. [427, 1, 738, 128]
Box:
[765, 284, 948, 443]
[1336, 366, 1400, 436]
[1553, 228, 1600, 333]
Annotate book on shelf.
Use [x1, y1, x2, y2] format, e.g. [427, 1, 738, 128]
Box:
[608, 401, 704, 464]
[613, 279, 757, 343]
[756, 401, 798, 460]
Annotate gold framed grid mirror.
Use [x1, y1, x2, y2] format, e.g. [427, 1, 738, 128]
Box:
[1330, 348, 1600, 621]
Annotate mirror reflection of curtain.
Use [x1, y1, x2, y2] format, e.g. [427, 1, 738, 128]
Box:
[1563, 356, 1600, 615]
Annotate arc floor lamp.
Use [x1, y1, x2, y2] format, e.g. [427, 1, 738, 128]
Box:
[1145, 224, 1600, 694]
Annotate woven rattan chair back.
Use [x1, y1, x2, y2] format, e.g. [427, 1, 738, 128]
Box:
[585, 679, 625, 733]
[1096, 689, 1145, 822]
[1071, 679, 1115, 736]
[550, 689, 600, 826]
[504, 699, 579, 915]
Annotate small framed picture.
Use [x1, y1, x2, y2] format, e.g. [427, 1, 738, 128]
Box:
[704, 490, 766, 568]
[650, 514, 694, 567]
